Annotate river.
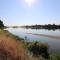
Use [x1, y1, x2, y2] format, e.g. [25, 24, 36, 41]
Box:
[6, 28, 60, 54]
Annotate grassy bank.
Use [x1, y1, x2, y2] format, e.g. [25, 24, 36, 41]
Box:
[0, 29, 60, 60]
[2, 30, 24, 41]
[24, 41, 60, 60]
[0, 29, 25, 60]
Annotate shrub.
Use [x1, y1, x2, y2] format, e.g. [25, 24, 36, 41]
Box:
[28, 42, 49, 59]
[0, 20, 4, 29]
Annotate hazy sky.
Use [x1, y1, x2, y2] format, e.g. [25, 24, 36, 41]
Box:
[0, 0, 60, 26]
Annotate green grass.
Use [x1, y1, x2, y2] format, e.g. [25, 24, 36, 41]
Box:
[23, 41, 60, 60]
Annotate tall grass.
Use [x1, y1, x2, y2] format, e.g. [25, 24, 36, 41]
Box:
[24, 41, 60, 60]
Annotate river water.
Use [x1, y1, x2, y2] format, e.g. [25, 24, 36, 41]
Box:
[6, 28, 60, 54]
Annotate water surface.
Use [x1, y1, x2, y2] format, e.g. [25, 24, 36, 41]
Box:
[6, 28, 60, 54]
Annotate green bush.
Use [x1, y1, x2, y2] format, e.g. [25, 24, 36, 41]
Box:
[28, 42, 49, 59]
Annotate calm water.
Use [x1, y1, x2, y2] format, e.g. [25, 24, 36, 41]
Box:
[6, 28, 60, 54]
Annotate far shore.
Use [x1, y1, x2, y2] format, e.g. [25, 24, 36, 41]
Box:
[27, 33, 60, 40]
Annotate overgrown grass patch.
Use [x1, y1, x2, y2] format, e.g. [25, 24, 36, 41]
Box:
[24, 41, 49, 59]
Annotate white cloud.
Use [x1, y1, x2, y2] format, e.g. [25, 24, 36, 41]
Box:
[25, 0, 34, 7]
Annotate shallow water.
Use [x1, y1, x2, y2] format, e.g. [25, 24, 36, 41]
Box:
[6, 28, 60, 54]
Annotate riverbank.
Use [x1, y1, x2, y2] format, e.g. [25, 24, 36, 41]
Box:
[0, 29, 60, 60]
[0, 30, 43, 60]
[0, 30, 26, 60]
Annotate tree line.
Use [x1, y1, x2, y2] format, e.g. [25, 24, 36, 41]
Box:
[22, 24, 60, 30]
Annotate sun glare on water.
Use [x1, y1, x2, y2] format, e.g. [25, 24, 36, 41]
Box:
[25, 0, 34, 7]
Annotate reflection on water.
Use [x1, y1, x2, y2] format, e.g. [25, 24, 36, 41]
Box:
[6, 28, 60, 54]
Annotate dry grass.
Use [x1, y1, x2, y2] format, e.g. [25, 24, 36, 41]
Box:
[0, 30, 25, 60]
[0, 30, 39, 60]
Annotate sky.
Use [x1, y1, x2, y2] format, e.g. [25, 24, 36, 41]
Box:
[0, 0, 60, 26]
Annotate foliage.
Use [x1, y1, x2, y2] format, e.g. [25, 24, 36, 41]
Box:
[14, 35, 24, 41]
[22, 24, 60, 30]
[48, 55, 60, 60]
[2, 30, 24, 41]
[27, 42, 49, 59]
[0, 20, 4, 29]
[25, 42, 60, 60]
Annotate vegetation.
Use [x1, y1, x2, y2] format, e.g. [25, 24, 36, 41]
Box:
[0, 29, 60, 60]
[0, 20, 4, 29]
[24, 41, 60, 60]
[0, 20, 60, 60]
[0, 30, 26, 60]
[26, 42, 49, 59]
[22, 24, 60, 30]
[4, 30, 24, 41]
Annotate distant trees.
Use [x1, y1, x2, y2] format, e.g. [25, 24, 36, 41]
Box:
[0, 20, 4, 29]
[22, 24, 60, 30]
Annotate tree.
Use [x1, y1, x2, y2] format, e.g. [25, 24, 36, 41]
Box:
[0, 20, 4, 29]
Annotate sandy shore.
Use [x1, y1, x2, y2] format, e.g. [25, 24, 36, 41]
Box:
[27, 33, 60, 40]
